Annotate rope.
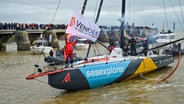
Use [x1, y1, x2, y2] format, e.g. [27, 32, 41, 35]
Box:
[128, 0, 130, 22]
[34, 79, 48, 85]
[94, 44, 101, 55]
[36, 48, 45, 64]
[162, 0, 169, 30]
[51, 0, 62, 23]
[158, 48, 181, 82]
[168, 0, 184, 31]
[178, 0, 184, 24]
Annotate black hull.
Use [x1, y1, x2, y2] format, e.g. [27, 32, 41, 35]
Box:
[48, 69, 90, 91]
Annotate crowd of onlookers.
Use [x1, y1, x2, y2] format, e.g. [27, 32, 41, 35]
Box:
[0, 22, 127, 31]
[0, 22, 67, 30]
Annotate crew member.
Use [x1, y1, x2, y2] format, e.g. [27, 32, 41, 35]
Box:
[108, 38, 115, 52]
[129, 35, 137, 55]
[64, 33, 77, 68]
[120, 34, 129, 56]
[142, 39, 148, 56]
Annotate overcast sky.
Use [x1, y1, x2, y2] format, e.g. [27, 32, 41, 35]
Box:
[1, 0, 184, 30]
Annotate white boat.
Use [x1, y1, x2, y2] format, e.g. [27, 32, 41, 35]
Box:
[153, 30, 176, 50]
[30, 38, 53, 54]
[75, 38, 89, 49]
[156, 30, 175, 44]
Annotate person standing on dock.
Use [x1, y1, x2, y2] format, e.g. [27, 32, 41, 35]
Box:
[49, 34, 52, 46]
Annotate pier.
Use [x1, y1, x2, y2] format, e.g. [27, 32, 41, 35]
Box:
[0, 29, 66, 51]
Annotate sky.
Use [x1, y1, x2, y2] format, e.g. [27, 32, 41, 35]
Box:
[0, 0, 184, 30]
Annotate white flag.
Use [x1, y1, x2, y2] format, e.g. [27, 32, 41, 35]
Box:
[66, 10, 100, 42]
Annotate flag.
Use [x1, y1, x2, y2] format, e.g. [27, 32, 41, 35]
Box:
[66, 10, 100, 42]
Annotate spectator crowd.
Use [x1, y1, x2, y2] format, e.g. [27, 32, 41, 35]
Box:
[0, 22, 66, 30]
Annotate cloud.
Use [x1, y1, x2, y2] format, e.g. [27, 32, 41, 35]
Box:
[0, 0, 184, 29]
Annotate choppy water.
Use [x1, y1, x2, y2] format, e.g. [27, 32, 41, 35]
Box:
[0, 30, 184, 104]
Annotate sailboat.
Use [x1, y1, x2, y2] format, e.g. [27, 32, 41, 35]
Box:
[26, 0, 182, 91]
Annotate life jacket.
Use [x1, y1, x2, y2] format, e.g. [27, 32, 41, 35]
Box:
[65, 43, 74, 54]
[65, 34, 77, 55]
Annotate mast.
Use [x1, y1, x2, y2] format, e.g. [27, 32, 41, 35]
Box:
[95, 0, 104, 23]
[120, 0, 126, 49]
[81, 0, 88, 15]
[121, 0, 126, 32]
[80, 0, 91, 59]
[85, 0, 104, 59]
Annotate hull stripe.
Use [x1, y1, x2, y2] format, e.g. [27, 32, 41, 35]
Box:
[126, 57, 157, 80]
[114, 59, 142, 82]
[79, 61, 130, 88]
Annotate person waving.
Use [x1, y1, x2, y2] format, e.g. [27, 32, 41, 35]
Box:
[64, 33, 77, 68]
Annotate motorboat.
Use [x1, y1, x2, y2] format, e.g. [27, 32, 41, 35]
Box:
[75, 38, 89, 49]
[30, 37, 53, 54]
[156, 30, 175, 45]
[153, 30, 183, 55]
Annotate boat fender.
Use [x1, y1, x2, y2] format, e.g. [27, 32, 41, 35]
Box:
[37, 68, 42, 73]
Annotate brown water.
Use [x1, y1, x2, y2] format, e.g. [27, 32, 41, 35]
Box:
[0, 30, 184, 104]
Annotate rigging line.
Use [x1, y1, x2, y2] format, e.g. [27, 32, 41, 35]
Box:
[137, 0, 144, 25]
[94, 43, 101, 55]
[128, 0, 130, 22]
[144, 2, 148, 25]
[34, 78, 48, 85]
[93, 0, 99, 22]
[135, 0, 139, 22]
[132, 0, 136, 22]
[162, 0, 169, 30]
[36, 49, 44, 64]
[178, 0, 184, 24]
[140, 1, 147, 26]
[168, 0, 184, 31]
[51, 0, 62, 24]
